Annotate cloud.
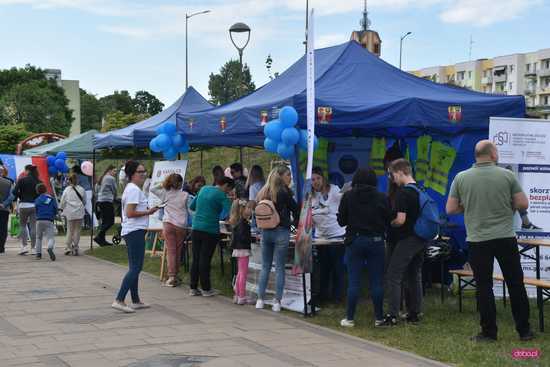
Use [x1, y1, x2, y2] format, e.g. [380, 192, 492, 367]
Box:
[440, 0, 542, 26]
[0, 0, 147, 17]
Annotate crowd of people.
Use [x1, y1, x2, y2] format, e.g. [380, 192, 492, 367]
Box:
[0, 140, 535, 342]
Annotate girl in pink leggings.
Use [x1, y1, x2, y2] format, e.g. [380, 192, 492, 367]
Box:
[229, 200, 253, 305]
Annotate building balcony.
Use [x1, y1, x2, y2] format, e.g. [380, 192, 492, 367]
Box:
[538, 86, 550, 94]
[481, 76, 492, 84]
[493, 74, 507, 83]
[525, 88, 537, 95]
[539, 68, 550, 77]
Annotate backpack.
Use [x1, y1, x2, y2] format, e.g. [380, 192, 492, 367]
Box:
[255, 199, 280, 229]
[405, 184, 440, 241]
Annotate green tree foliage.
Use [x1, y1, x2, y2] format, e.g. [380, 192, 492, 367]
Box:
[0, 124, 31, 153]
[102, 111, 150, 132]
[133, 90, 164, 115]
[99, 90, 134, 115]
[80, 88, 103, 132]
[0, 66, 73, 136]
[208, 60, 255, 105]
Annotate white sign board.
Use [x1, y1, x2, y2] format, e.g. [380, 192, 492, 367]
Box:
[489, 117, 550, 297]
[147, 160, 188, 230]
[489, 117, 550, 165]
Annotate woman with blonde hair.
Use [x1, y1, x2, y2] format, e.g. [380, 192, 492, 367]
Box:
[255, 165, 298, 312]
[60, 174, 86, 256]
[150, 173, 189, 287]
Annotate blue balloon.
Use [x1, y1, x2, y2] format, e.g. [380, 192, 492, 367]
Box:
[60, 164, 70, 174]
[264, 120, 283, 141]
[264, 138, 279, 153]
[171, 134, 185, 148]
[47, 156, 56, 166]
[163, 122, 177, 136]
[279, 106, 298, 128]
[149, 138, 162, 153]
[48, 166, 58, 176]
[55, 159, 65, 169]
[163, 147, 177, 160]
[156, 134, 171, 150]
[155, 124, 166, 135]
[277, 143, 295, 159]
[55, 152, 66, 161]
[281, 128, 299, 145]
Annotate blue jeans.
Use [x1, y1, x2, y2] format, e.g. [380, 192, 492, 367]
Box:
[257, 227, 290, 301]
[344, 235, 385, 321]
[116, 229, 146, 303]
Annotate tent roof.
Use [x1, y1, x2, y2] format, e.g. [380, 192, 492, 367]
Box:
[177, 41, 525, 146]
[94, 86, 213, 149]
[23, 130, 98, 159]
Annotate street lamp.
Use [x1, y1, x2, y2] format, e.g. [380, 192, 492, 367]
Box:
[399, 31, 412, 70]
[185, 10, 211, 90]
[229, 22, 251, 164]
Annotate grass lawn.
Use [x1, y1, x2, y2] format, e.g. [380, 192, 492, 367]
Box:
[87, 245, 549, 367]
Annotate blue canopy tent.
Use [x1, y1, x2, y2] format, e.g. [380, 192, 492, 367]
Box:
[94, 86, 213, 149]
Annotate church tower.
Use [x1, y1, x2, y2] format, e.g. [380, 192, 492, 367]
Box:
[350, 0, 382, 56]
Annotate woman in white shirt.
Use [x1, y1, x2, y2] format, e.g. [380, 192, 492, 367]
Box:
[60, 174, 86, 256]
[150, 173, 188, 287]
[112, 160, 159, 313]
[311, 166, 346, 304]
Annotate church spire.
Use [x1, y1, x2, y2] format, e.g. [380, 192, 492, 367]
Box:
[360, 0, 371, 31]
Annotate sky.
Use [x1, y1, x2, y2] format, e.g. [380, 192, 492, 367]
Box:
[1, 0, 549, 106]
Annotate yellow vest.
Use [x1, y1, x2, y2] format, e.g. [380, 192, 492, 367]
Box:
[425, 141, 456, 195]
[299, 137, 329, 176]
[415, 135, 432, 182]
[370, 137, 386, 176]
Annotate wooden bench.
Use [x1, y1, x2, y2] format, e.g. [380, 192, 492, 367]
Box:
[450, 269, 550, 332]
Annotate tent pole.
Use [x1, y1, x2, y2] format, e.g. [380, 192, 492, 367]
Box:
[90, 149, 96, 253]
[239, 147, 243, 164]
[200, 150, 204, 176]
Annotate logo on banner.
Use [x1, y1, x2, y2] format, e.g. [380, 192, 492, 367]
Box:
[260, 111, 269, 126]
[448, 106, 462, 122]
[493, 131, 511, 146]
[317, 107, 333, 124]
[188, 118, 195, 129]
[270, 106, 280, 119]
[220, 116, 227, 132]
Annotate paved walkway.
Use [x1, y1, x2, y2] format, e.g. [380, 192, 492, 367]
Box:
[0, 237, 448, 367]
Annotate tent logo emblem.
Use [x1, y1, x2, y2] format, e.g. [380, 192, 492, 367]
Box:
[448, 106, 462, 122]
[260, 111, 269, 125]
[317, 107, 333, 124]
[188, 119, 195, 129]
[220, 116, 227, 132]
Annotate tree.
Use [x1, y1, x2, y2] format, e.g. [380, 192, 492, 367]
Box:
[99, 90, 134, 115]
[208, 60, 255, 105]
[0, 64, 45, 97]
[102, 111, 150, 132]
[0, 80, 73, 136]
[0, 124, 31, 153]
[133, 90, 164, 116]
[80, 88, 103, 132]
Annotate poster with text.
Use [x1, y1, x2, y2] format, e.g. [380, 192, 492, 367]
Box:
[147, 160, 188, 230]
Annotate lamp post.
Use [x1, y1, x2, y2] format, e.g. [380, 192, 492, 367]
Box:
[399, 31, 412, 70]
[185, 10, 211, 90]
[229, 22, 251, 164]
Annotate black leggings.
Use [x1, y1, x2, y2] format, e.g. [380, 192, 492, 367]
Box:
[190, 230, 219, 291]
[97, 202, 115, 241]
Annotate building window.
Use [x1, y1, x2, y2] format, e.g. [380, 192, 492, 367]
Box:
[509, 82, 513, 91]
[527, 63, 531, 72]
[468, 71, 472, 79]
[510, 65, 514, 73]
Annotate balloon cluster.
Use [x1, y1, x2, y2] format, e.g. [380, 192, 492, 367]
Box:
[263, 106, 319, 159]
[149, 122, 189, 160]
[47, 152, 69, 176]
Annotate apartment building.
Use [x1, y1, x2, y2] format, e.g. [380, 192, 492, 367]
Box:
[411, 48, 550, 119]
[44, 69, 81, 136]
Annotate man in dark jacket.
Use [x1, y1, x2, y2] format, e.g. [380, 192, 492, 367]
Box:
[13, 165, 41, 255]
[0, 172, 14, 255]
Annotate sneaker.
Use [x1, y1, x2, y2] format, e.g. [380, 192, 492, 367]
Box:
[233, 295, 239, 304]
[522, 223, 542, 230]
[236, 297, 249, 305]
[64, 249, 72, 256]
[375, 319, 388, 327]
[470, 333, 497, 342]
[201, 289, 217, 297]
[380, 314, 398, 327]
[519, 330, 535, 341]
[93, 237, 106, 247]
[47, 249, 56, 261]
[129, 302, 150, 310]
[162, 277, 177, 287]
[405, 313, 420, 324]
[35, 253, 42, 260]
[0, 252, 5, 256]
[189, 289, 202, 296]
[18, 248, 28, 255]
[340, 319, 355, 327]
[72, 249, 79, 256]
[30, 249, 36, 255]
[111, 301, 135, 313]
[255, 299, 265, 309]
[272, 301, 281, 312]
